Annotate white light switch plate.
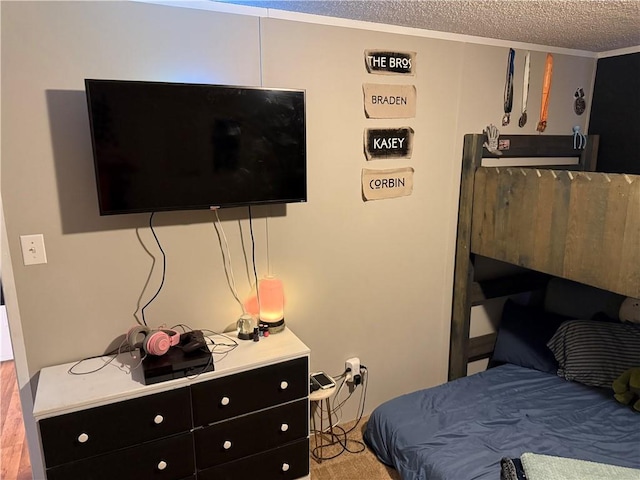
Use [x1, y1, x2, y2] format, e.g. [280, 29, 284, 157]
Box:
[20, 234, 47, 266]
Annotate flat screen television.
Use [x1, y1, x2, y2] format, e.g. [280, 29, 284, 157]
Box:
[84, 79, 307, 215]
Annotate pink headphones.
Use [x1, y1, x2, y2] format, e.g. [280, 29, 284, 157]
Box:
[127, 326, 180, 356]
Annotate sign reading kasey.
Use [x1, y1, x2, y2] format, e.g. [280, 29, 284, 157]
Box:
[363, 84, 416, 119]
[365, 50, 416, 75]
[364, 127, 414, 160]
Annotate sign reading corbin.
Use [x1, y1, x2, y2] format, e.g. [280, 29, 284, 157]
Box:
[365, 50, 416, 75]
[362, 167, 414, 201]
[364, 127, 414, 160]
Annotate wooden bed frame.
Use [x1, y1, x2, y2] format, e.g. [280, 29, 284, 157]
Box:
[449, 133, 640, 380]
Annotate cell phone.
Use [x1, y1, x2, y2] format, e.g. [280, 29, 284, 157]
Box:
[310, 372, 335, 390]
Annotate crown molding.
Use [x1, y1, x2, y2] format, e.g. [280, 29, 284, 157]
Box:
[597, 45, 640, 59]
[136, 1, 598, 58]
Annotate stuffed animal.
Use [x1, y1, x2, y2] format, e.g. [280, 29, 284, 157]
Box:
[619, 297, 640, 324]
[612, 367, 640, 412]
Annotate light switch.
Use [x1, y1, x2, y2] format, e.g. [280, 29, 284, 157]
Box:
[20, 234, 47, 266]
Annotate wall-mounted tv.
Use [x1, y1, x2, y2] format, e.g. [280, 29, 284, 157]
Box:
[85, 79, 307, 215]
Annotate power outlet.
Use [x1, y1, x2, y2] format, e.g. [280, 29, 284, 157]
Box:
[345, 357, 360, 383]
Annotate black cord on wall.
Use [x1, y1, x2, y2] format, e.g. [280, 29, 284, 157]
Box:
[140, 212, 166, 327]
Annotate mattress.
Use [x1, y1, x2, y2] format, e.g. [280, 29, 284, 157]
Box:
[363, 364, 640, 480]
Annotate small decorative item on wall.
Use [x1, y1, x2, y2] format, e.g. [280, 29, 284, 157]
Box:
[364, 127, 415, 160]
[572, 125, 587, 150]
[483, 124, 503, 155]
[362, 167, 414, 201]
[364, 50, 416, 75]
[363, 83, 417, 118]
[574, 87, 586, 115]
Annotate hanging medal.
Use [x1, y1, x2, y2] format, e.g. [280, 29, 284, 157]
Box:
[518, 52, 530, 128]
[502, 48, 515, 126]
[537, 54, 553, 132]
[574, 87, 586, 115]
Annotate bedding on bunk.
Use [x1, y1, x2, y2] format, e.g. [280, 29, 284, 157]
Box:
[500, 453, 640, 480]
[363, 364, 640, 480]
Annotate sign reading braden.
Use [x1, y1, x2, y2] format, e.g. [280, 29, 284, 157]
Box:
[365, 50, 416, 75]
[362, 167, 414, 201]
[363, 83, 416, 119]
[364, 127, 414, 160]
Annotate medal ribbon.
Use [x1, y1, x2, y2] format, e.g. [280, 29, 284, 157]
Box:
[519, 52, 530, 128]
[537, 54, 553, 132]
[502, 48, 515, 126]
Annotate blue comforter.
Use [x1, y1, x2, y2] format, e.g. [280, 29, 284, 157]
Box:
[364, 364, 640, 480]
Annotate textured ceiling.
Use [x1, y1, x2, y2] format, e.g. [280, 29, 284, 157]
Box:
[219, 0, 640, 52]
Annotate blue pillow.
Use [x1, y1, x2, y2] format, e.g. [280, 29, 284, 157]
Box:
[491, 300, 568, 373]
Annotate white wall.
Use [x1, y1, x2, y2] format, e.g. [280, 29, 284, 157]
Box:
[1, 1, 596, 475]
[259, 17, 470, 407]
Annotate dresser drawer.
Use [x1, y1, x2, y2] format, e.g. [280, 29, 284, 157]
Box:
[194, 398, 308, 469]
[45, 432, 194, 480]
[191, 357, 308, 426]
[40, 387, 191, 467]
[198, 438, 309, 480]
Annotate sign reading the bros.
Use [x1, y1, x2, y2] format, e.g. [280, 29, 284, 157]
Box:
[365, 50, 416, 75]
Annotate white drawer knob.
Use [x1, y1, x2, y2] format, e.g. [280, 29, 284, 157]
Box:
[280, 381, 289, 390]
[223, 440, 232, 450]
[157, 460, 167, 471]
[77, 433, 89, 443]
[154, 415, 164, 425]
[221, 396, 230, 406]
[280, 423, 289, 432]
[282, 463, 290, 472]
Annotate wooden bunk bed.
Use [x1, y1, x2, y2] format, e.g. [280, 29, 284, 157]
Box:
[449, 133, 640, 380]
[363, 133, 640, 480]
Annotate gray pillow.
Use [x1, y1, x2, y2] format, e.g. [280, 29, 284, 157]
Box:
[547, 320, 640, 388]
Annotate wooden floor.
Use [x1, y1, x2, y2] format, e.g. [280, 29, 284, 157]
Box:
[1, 361, 32, 480]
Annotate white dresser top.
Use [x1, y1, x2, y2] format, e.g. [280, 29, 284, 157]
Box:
[33, 327, 309, 420]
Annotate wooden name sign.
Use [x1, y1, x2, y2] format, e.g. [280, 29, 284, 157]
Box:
[362, 167, 414, 201]
[365, 50, 416, 75]
[364, 127, 414, 160]
[363, 84, 417, 119]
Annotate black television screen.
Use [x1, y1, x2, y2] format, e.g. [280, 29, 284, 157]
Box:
[85, 79, 307, 215]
